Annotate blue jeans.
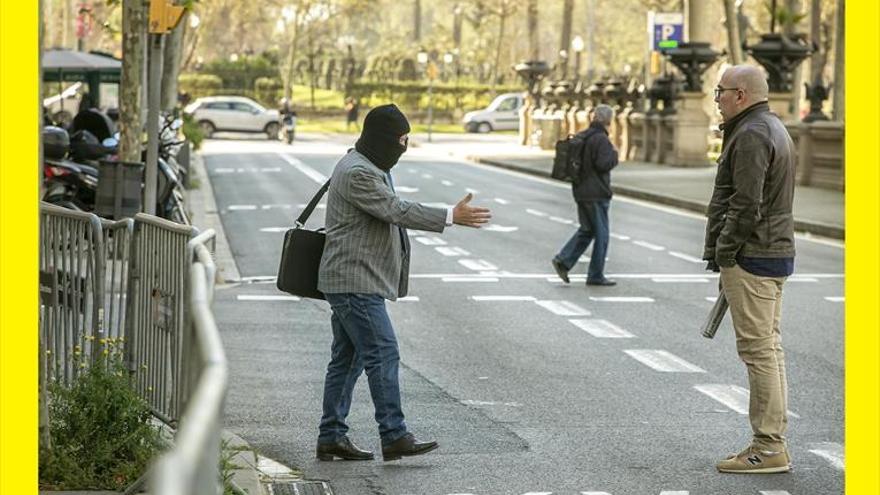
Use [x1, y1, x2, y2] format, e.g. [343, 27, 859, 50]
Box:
[318, 293, 407, 446]
[555, 200, 611, 281]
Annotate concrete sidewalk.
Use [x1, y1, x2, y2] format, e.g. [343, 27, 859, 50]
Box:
[466, 149, 844, 240]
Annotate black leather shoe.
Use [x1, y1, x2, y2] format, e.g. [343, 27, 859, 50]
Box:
[381, 433, 439, 461]
[586, 278, 617, 286]
[551, 258, 570, 283]
[316, 436, 374, 461]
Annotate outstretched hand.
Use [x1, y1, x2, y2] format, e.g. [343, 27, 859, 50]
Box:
[453, 193, 492, 228]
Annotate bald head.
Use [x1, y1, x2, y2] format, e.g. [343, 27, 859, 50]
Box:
[715, 64, 769, 121]
[723, 65, 769, 103]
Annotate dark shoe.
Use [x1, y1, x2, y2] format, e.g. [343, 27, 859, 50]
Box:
[381, 433, 439, 461]
[586, 278, 617, 286]
[551, 258, 570, 283]
[316, 436, 374, 461]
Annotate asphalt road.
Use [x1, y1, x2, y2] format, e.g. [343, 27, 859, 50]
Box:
[203, 132, 844, 495]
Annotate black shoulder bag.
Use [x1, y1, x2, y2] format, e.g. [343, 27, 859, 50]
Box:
[276, 180, 331, 299]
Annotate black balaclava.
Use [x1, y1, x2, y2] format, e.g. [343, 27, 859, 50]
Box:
[354, 104, 410, 171]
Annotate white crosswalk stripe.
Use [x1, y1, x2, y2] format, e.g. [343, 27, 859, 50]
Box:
[589, 296, 655, 303]
[624, 350, 705, 373]
[278, 154, 326, 184]
[436, 246, 471, 256]
[569, 319, 635, 338]
[824, 296, 844, 302]
[808, 442, 844, 470]
[534, 300, 591, 316]
[760, 491, 793, 495]
[416, 236, 447, 246]
[471, 295, 537, 302]
[526, 208, 549, 217]
[459, 259, 498, 271]
[694, 384, 800, 418]
[237, 295, 299, 301]
[652, 277, 709, 283]
[633, 240, 665, 251]
[668, 251, 704, 263]
[442, 277, 499, 282]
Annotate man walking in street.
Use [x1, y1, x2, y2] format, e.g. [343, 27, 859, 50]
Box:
[315, 104, 491, 462]
[551, 104, 619, 287]
[705, 65, 797, 474]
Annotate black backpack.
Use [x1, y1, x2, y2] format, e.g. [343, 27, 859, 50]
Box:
[551, 129, 595, 184]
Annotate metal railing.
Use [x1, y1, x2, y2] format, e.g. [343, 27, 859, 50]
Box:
[100, 217, 134, 339]
[153, 230, 227, 495]
[125, 213, 197, 424]
[39, 203, 105, 383]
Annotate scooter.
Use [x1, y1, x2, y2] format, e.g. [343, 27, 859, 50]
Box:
[282, 113, 296, 144]
[42, 125, 100, 211]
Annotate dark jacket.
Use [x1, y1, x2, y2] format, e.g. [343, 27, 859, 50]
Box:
[703, 101, 796, 267]
[572, 121, 619, 202]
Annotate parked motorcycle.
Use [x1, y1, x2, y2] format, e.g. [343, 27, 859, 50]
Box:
[42, 125, 99, 211]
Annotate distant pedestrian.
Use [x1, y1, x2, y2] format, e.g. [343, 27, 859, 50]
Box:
[345, 97, 360, 131]
[551, 104, 619, 287]
[315, 104, 491, 462]
[705, 64, 796, 474]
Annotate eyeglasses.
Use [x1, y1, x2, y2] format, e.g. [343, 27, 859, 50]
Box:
[714, 86, 742, 99]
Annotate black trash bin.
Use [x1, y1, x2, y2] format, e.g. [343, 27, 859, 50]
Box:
[96, 160, 144, 219]
[176, 141, 191, 188]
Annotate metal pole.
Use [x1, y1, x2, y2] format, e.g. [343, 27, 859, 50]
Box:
[145, 33, 164, 216]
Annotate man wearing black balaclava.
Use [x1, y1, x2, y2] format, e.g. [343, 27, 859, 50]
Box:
[316, 104, 491, 462]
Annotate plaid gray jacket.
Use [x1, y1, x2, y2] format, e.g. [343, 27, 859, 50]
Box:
[317, 150, 447, 300]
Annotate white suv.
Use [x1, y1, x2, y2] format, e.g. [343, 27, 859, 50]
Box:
[184, 96, 281, 139]
[462, 93, 523, 133]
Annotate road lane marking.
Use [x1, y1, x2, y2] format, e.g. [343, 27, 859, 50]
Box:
[441, 180, 454, 186]
[396, 186, 419, 193]
[466, 187, 480, 194]
[442, 277, 499, 282]
[227, 205, 258, 210]
[589, 297, 655, 303]
[693, 384, 800, 417]
[423, 202, 455, 208]
[459, 259, 498, 271]
[237, 295, 299, 301]
[260, 227, 290, 233]
[421, 173, 434, 179]
[436, 247, 471, 256]
[494, 198, 509, 204]
[668, 251, 704, 263]
[526, 208, 548, 217]
[633, 240, 665, 251]
[520, 492, 552, 495]
[624, 350, 705, 372]
[808, 442, 844, 470]
[788, 277, 819, 282]
[260, 167, 282, 172]
[549, 216, 575, 225]
[405, 272, 842, 280]
[261, 204, 293, 210]
[652, 277, 710, 283]
[581, 492, 613, 495]
[570, 319, 635, 338]
[471, 295, 537, 301]
[416, 236, 447, 245]
[214, 167, 235, 173]
[610, 233, 631, 240]
[760, 491, 793, 495]
[659, 492, 689, 495]
[824, 296, 844, 302]
[278, 154, 327, 183]
[535, 300, 591, 316]
[705, 296, 718, 302]
[483, 224, 519, 232]
[394, 296, 420, 302]
[407, 229, 427, 236]
[460, 399, 522, 407]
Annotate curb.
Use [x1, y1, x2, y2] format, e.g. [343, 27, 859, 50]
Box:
[186, 151, 242, 283]
[471, 157, 844, 240]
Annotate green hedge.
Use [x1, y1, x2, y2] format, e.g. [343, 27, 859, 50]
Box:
[179, 73, 223, 93]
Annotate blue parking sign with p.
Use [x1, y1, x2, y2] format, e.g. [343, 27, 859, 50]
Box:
[651, 12, 684, 50]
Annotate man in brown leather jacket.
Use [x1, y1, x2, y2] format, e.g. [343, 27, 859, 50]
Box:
[704, 65, 796, 474]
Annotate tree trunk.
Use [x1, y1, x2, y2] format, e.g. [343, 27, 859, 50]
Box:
[119, 0, 145, 163]
[284, 10, 303, 102]
[808, 0, 827, 85]
[559, 0, 574, 78]
[723, 0, 744, 64]
[831, 0, 843, 120]
[490, 11, 507, 89]
[161, 17, 186, 112]
[413, 0, 421, 42]
[527, 0, 538, 60]
[61, 0, 71, 48]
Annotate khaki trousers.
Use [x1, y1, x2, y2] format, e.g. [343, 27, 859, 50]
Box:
[721, 264, 788, 452]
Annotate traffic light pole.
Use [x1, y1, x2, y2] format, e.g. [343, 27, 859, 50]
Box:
[144, 33, 164, 215]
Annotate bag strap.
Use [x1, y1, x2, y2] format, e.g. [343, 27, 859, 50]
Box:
[295, 179, 331, 227]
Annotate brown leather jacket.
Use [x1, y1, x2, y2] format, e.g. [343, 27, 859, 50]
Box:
[703, 101, 796, 266]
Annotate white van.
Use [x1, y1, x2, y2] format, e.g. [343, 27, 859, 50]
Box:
[462, 92, 523, 133]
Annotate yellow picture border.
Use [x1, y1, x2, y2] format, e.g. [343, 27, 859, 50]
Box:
[1, 1, 878, 493]
[844, 1, 880, 493]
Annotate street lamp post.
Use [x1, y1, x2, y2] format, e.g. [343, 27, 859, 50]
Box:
[571, 35, 585, 82]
